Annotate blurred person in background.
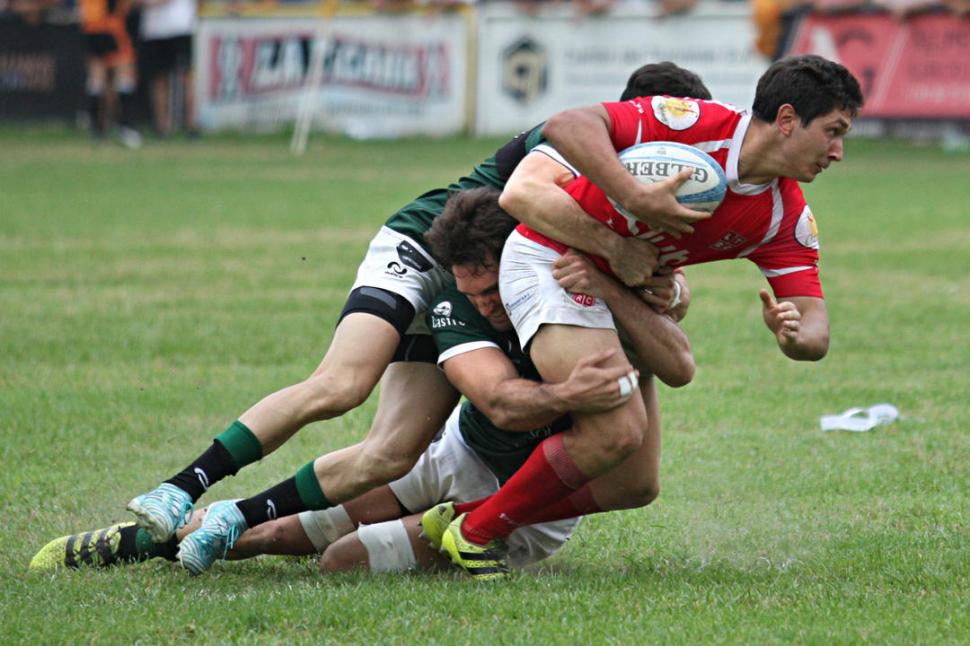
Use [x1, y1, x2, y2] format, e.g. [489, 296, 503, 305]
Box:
[139, 0, 198, 137]
[79, 0, 142, 146]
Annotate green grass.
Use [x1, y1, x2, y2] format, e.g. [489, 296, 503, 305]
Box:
[1, 128, 968, 644]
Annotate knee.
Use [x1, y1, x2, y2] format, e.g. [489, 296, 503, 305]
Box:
[600, 417, 646, 464]
[356, 442, 420, 486]
[627, 479, 660, 509]
[318, 545, 352, 573]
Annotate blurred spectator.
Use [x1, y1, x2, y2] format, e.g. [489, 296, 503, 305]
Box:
[2, 0, 56, 23]
[80, 0, 142, 146]
[139, 0, 198, 137]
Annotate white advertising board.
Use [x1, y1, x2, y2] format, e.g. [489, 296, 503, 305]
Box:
[196, 15, 468, 137]
[475, 2, 768, 135]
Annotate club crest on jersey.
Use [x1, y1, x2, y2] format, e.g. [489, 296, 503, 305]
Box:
[432, 301, 452, 316]
[710, 231, 748, 251]
[795, 206, 819, 249]
[651, 96, 700, 131]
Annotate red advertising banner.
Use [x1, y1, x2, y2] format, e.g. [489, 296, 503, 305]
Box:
[788, 13, 970, 118]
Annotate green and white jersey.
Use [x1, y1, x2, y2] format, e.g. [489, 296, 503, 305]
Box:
[384, 124, 548, 253]
[427, 286, 570, 484]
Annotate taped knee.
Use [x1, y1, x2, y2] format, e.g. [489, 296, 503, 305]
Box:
[356, 519, 417, 573]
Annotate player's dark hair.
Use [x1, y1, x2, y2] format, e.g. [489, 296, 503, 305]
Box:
[425, 187, 517, 270]
[620, 62, 712, 101]
[752, 54, 864, 126]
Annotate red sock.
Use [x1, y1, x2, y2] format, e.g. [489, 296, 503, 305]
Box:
[461, 434, 589, 545]
[521, 484, 603, 525]
[454, 497, 488, 515]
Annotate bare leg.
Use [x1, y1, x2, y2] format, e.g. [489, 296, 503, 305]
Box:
[150, 72, 170, 135]
[238, 313, 401, 455]
[584, 375, 662, 510]
[530, 324, 647, 476]
[311, 360, 459, 502]
[319, 514, 450, 573]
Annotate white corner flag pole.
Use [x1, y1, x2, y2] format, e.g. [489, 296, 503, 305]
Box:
[291, 0, 339, 156]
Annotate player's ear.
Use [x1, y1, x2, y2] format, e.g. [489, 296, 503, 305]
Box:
[776, 104, 797, 136]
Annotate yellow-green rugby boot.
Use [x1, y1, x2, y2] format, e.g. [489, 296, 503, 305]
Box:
[419, 501, 456, 551]
[440, 513, 509, 581]
[29, 523, 131, 571]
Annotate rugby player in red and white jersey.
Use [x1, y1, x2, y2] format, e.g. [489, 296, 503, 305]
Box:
[439, 55, 865, 578]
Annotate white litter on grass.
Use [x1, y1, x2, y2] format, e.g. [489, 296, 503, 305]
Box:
[820, 403, 901, 432]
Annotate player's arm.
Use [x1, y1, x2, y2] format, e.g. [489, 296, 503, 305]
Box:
[554, 250, 695, 387]
[441, 347, 637, 432]
[759, 290, 829, 361]
[500, 152, 660, 286]
[540, 103, 709, 237]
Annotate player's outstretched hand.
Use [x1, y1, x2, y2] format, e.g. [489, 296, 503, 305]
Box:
[553, 250, 613, 299]
[558, 348, 639, 413]
[759, 289, 801, 347]
[623, 168, 710, 238]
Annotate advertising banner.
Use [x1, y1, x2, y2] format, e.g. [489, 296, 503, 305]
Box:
[474, 2, 768, 135]
[788, 13, 970, 119]
[196, 14, 468, 137]
[0, 18, 85, 121]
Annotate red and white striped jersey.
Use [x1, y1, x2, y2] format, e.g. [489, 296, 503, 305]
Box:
[517, 96, 824, 299]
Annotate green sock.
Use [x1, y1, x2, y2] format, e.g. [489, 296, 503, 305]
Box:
[295, 460, 333, 510]
[215, 420, 263, 469]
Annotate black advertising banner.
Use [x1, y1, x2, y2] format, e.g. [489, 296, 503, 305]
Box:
[0, 17, 86, 121]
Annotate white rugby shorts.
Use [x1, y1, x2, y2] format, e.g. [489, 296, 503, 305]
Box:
[350, 226, 454, 335]
[300, 406, 579, 569]
[499, 230, 616, 348]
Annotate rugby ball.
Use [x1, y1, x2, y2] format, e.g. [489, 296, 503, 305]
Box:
[610, 141, 728, 215]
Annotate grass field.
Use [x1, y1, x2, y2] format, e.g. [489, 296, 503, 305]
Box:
[1, 127, 968, 644]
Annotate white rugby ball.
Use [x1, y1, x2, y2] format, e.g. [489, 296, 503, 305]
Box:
[610, 141, 728, 215]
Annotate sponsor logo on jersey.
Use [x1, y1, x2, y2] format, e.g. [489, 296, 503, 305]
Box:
[571, 293, 597, 307]
[710, 231, 748, 251]
[651, 96, 700, 131]
[266, 499, 277, 520]
[432, 301, 452, 316]
[794, 206, 819, 249]
[505, 290, 535, 314]
[396, 241, 432, 272]
[385, 261, 407, 277]
[431, 316, 465, 329]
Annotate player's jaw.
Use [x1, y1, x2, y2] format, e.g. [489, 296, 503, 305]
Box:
[453, 264, 513, 332]
[792, 108, 851, 183]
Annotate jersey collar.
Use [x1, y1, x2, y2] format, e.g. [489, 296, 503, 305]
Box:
[727, 112, 775, 196]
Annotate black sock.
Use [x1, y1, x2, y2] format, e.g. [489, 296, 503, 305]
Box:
[164, 440, 237, 502]
[117, 525, 178, 562]
[235, 477, 305, 529]
[87, 93, 105, 135]
[117, 90, 136, 128]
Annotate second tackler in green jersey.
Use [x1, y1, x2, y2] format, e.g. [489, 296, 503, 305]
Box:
[426, 286, 570, 484]
[383, 124, 548, 252]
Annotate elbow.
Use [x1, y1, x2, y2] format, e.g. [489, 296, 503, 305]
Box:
[498, 186, 526, 221]
[540, 112, 571, 145]
[485, 407, 531, 432]
[787, 334, 829, 361]
[659, 352, 696, 388]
